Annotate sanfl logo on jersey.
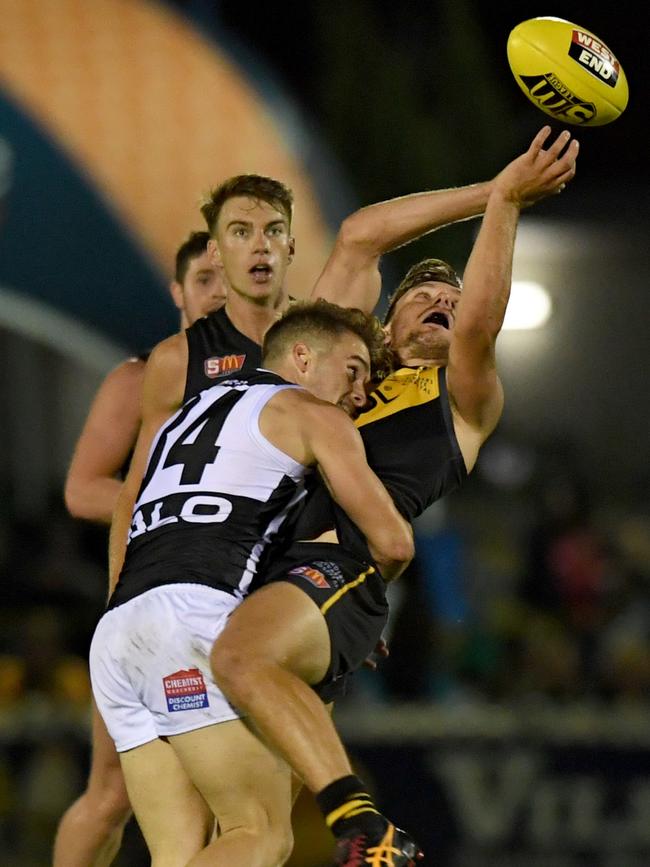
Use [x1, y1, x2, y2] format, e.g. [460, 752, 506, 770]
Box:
[289, 565, 330, 589]
[204, 354, 246, 378]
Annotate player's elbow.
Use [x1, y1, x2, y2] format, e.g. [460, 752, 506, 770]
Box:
[336, 211, 380, 255]
[390, 531, 415, 569]
[372, 526, 414, 581]
[65, 476, 114, 524]
[64, 477, 88, 520]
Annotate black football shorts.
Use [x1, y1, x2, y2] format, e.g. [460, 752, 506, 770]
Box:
[263, 542, 388, 703]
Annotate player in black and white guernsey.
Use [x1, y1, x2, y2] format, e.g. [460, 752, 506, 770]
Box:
[208, 127, 580, 867]
[110, 369, 310, 607]
[92, 301, 412, 867]
[53, 231, 226, 867]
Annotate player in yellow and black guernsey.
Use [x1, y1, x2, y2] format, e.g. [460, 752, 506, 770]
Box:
[209, 127, 580, 866]
[255, 267, 468, 702]
[117, 134, 577, 864]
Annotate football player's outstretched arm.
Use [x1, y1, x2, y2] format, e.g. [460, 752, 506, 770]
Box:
[312, 182, 493, 314]
[448, 126, 579, 461]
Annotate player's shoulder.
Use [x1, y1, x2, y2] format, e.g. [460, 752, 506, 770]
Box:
[101, 356, 147, 394]
[146, 331, 187, 372]
[274, 388, 351, 428]
[139, 333, 188, 415]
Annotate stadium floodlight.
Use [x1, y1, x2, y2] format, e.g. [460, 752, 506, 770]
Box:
[503, 280, 552, 330]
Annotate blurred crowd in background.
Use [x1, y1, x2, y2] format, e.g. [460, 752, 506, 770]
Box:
[1, 432, 648, 863]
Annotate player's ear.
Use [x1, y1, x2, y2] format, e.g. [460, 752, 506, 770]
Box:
[169, 281, 184, 312]
[382, 323, 392, 345]
[207, 238, 222, 266]
[292, 341, 310, 372]
[287, 236, 295, 263]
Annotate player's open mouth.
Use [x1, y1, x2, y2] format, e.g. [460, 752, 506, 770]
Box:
[422, 310, 449, 329]
[249, 263, 272, 283]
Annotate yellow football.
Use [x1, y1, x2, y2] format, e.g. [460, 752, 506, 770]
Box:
[507, 17, 628, 126]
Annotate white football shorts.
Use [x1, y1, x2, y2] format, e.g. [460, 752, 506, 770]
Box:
[89, 583, 242, 752]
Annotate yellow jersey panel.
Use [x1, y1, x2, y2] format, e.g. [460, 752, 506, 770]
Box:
[356, 366, 441, 430]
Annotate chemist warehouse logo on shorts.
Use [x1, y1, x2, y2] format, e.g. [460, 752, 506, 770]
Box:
[163, 668, 210, 712]
[204, 354, 246, 378]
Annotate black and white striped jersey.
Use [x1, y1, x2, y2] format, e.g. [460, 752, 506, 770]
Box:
[108, 370, 309, 608]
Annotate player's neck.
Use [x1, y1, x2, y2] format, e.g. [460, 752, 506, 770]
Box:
[398, 349, 447, 368]
[225, 296, 281, 345]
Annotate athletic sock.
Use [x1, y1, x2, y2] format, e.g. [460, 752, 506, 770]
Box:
[316, 774, 386, 838]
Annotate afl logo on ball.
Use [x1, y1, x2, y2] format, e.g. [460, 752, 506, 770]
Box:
[518, 73, 596, 124]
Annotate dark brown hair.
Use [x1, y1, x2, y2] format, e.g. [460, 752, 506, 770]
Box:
[384, 258, 462, 324]
[201, 175, 294, 235]
[174, 231, 211, 283]
[263, 299, 391, 382]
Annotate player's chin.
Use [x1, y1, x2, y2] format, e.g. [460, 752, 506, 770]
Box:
[401, 331, 449, 356]
[239, 282, 278, 304]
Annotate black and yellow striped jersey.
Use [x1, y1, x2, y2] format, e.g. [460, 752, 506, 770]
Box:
[292, 365, 467, 562]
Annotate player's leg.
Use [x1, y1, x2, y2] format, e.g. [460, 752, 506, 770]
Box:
[118, 736, 212, 867]
[211, 581, 350, 792]
[52, 699, 131, 867]
[169, 718, 294, 867]
[211, 552, 423, 865]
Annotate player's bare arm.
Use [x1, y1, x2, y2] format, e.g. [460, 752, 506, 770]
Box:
[107, 336, 189, 591]
[448, 126, 579, 468]
[64, 358, 145, 524]
[260, 390, 413, 579]
[312, 182, 494, 314]
[143, 330, 189, 414]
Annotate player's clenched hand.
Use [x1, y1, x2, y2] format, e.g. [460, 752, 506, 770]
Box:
[362, 637, 389, 671]
[493, 126, 579, 207]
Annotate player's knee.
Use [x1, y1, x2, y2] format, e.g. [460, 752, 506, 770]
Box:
[247, 815, 294, 867]
[94, 790, 131, 829]
[86, 768, 131, 827]
[267, 822, 294, 866]
[210, 634, 264, 700]
[218, 803, 293, 866]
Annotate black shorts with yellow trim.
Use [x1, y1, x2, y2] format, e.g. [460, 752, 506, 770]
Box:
[264, 542, 388, 703]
